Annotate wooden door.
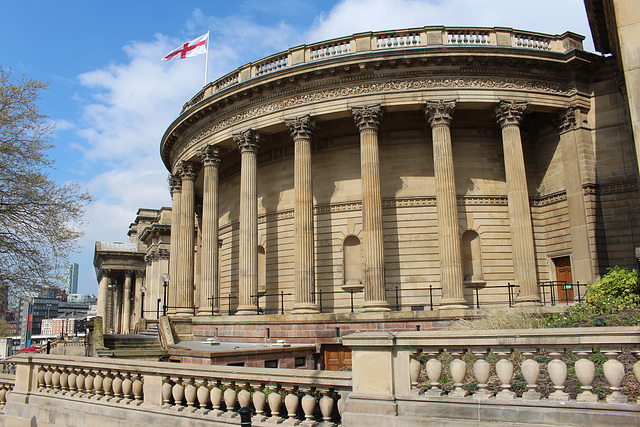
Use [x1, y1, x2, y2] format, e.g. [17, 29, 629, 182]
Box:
[323, 344, 352, 371]
[554, 256, 573, 303]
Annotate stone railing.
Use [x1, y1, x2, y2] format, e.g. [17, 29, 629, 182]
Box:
[0, 359, 15, 413]
[8, 354, 351, 426]
[342, 327, 640, 425]
[182, 26, 584, 113]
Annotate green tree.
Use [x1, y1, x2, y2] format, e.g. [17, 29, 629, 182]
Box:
[0, 66, 91, 298]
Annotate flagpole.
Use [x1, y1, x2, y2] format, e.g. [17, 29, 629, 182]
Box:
[204, 28, 210, 87]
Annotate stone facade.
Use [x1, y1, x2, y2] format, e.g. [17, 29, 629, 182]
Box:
[96, 24, 640, 340]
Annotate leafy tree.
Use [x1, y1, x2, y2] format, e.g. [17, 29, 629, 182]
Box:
[0, 66, 91, 298]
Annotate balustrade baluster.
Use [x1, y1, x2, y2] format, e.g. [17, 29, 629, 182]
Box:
[494, 348, 515, 399]
[196, 379, 210, 414]
[112, 371, 123, 403]
[172, 377, 185, 411]
[284, 385, 300, 425]
[51, 366, 61, 393]
[102, 371, 113, 401]
[547, 348, 569, 401]
[223, 381, 238, 417]
[44, 365, 53, 392]
[424, 350, 443, 396]
[184, 377, 197, 412]
[60, 367, 69, 394]
[132, 373, 143, 406]
[603, 349, 628, 403]
[634, 350, 640, 404]
[76, 369, 86, 398]
[574, 349, 598, 402]
[520, 349, 541, 400]
[67, 368, 78, 395]
[238, 381, 251, 409]
[209, 380, 223, 416]
[37, 366, 46, 391]
[161, 376, 173, 409]
[472, 349, 491, 399]
[121, 372, 132, 404]
[92, 370, 103, 400]
[251, 383, 267, 423]
[0, 386, 6, 408]
[267, 383, 284, 423]
[318, 388, 335, 426]
[409, 353, 421, 395]
[300, 387, 316, 426]
[448, 349, 467, 397]
[84, 369, 95, 399]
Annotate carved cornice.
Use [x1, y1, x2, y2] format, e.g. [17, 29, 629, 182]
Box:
[424, 100, 456, 128]
[493, 100, 528, 128]
[531, 191, 567, 207]
[233, 129, 262, 153]
[199, 144, 222, 167]
[285, 115, 316, 140]
[173, 76, 572, 163]
[351, 104, 384, 132]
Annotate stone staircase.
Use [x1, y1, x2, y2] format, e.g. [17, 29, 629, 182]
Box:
[97, 324, 166, 359]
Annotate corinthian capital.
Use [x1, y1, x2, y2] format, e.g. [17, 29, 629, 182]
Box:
[285, 115, 316, 140]
[199, 144, 222, 167]
[233, 129, 262, 153]
[424, 100, 456, 127]
[557, 107, 577, 133]
[168, 174, 182, 193]
[493, 100, 528, 128]
[351, 104, 384, 132]
[178, 161, 200, 180]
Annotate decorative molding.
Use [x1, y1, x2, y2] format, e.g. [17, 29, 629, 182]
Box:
[531, 190, 567, 206]
[424, 100, 456, 127]
[174, 76, 573, 161]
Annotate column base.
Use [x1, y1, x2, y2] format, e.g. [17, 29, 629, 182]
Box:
[362, 300, 391, 312]
[174, 308, 194, 317]
[235, 306, 259, 316]
[196, 309, 220, 316]
[291, 303, 319, 314]
[514, 295, 542, 306]
[438, 298, 468, 310]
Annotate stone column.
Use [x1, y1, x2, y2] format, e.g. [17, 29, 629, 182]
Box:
[198, 145, 222, 315]
[286, 115, 319, 314]
[176, 161, 199, 316]
[351, 104, 390, 312]
[558, 107, 595, 284]
[233, 129, 262, 315]
[134, 270, 144, 321]
[97, 269, 110, 331]
[424, 100, 467, 309]
[494, 100, 540, 304]
[122, 270, 132, 333]
[168, 173, 182, 315]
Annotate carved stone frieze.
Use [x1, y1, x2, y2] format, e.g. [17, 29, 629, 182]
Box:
[174, 76, 572, 161]
[424, 100, 456, 127]
[351, 104, 384, 131]
[285, 115, 316, 140]
[233, 129, 262, 153]
[493, 100, 528, 128]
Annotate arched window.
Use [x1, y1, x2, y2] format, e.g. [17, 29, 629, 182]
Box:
[258, 246, 266, 295]
[462, 230, 483, 283]
[343, 235, 362, 288]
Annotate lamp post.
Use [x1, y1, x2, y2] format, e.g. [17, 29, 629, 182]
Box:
[161, 273, 170, 317]
[140, 285, 146, 318]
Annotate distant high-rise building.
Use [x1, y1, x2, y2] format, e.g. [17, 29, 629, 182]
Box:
[63, 262, 79, 295]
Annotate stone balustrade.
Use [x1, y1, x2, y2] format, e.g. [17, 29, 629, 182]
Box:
[8, 354, 351, 426]
[0, 372, 14, 412]
[342, 326, 640, 426]
[182, 25, 584, 112]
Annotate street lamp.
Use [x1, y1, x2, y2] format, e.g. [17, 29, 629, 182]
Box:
[140, 285, 147, 318]
[160, 273, 170, 316]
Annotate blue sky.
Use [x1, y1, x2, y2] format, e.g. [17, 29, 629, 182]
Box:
[0, 0, 594, 294]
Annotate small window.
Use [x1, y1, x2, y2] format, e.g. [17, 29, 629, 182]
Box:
[227, 362, 245, 367]
[265, 360, 278, 369]
[295, 357, 306, 367]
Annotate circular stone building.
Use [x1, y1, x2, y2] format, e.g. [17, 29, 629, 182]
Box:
[96, 25, 640, 350]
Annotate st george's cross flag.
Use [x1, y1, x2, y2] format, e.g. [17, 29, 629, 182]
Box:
[162, 32, 208, 61]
